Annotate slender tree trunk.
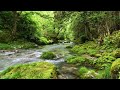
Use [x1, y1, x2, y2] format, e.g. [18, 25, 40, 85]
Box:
[12, 11, 18, 40]
[106, 21, 110, 35]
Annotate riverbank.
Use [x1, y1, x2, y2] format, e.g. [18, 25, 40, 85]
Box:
[0, 39, 38, 50]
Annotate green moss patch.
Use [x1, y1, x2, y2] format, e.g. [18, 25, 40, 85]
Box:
[71, 41, 99, 56]
[40, 51, 56, 59]
[79, 67, 101, 79]
[0, 62, 57, 79]
[111, 58, 120, 79]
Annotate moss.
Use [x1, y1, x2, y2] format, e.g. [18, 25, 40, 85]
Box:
[112, 49, 120, 58]
[111, 58, 120, 79]
[65, 56, 86, 64]
[95, 54, 102, 58]
[71, 41, 99, 56]
[79, 67, 100, 79]
[0, 62, 57, 79]
[79, 67, 89, 77]
[82, 70, 100, 79]
[40, 51, 56, 59]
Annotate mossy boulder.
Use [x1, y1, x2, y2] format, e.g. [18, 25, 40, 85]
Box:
[0, 62, 57, 79]
[111, 58, 120, 79]
[40, 51, 56, 59]
[82, 70, 100, 79]
[79, 67, 100, 79]
[79, 67, 89, 77]
[112, 49, 120, 58]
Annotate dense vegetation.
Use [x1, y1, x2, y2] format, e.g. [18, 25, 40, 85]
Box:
[1, 11, 120, 79]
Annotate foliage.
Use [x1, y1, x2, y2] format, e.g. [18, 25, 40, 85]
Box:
[71, 41, 99, 56]
[103, 31, 120, 48]
[65, 56, 86, 64]
[40, 51, 56, 59]
[0, 30, 13, 43]
[0, 62, 57, 79]
[102, 64, 111, 79]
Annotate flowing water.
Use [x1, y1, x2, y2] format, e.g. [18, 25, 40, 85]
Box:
[0, 42, 79, 79]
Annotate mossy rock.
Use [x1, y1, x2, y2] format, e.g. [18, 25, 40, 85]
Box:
[82, 70, 100, 79]
[40, 51, 56, 59]
[112, 49, 120, 58]
[95, 54, 102, 58]
[0, 62, 57, 79]
[111, 58, 120, 79]
[79, 67, 89, 77]
[79, 67, 100, 79]
[66, 45, 73, 48]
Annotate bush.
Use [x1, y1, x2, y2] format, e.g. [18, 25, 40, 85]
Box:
[104, 31, 120, 48]
[0, 31, 12, 43]
[40, 51, 56, 59]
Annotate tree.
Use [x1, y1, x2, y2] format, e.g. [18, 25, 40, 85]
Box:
[11, 11, 22, 40]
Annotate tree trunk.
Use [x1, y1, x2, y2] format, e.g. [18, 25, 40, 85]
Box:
[12, 11, 18, 40]
[106, 21, 110, 35]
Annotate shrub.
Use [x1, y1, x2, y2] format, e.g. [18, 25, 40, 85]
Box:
[104, 31, 120, 48]
[39, 37, 49, 45]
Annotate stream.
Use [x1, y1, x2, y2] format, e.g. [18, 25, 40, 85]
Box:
[0, 42, 79, 79]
